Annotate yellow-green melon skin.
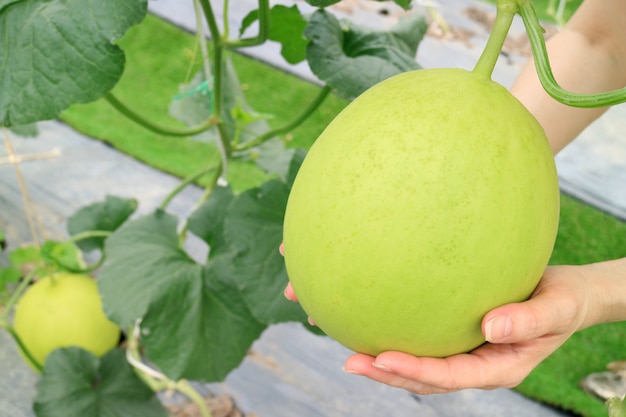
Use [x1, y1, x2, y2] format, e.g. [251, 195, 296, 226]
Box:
[13, 273, 121, 371]
[283, 68, 560, 357]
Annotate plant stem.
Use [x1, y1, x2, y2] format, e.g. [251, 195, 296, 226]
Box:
[3, 324, 44, 372]
[193, 0, 213, 87]
[0, 268, 44, 372]
[227, 0, 270, 48]
[222, 0, 230, 39]
[126, 323, 213, 417]
[198, 0, 222, 44]
[68, 230, 112, 243]
[126, 324, 169, 392]
[104, 93, 217, 137]
[0, 270, 37, 323]
[519, 1, 626, 107]
[177, 160, 223, 244]
[472, 0, 517, 81]
[196, 0, 233, 173]
[175, 379, 214, 417]
[159, 163, 220, 211]
[234, 85, 332, 151]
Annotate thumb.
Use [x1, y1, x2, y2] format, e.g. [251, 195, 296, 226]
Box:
[482, 295, 566, 344]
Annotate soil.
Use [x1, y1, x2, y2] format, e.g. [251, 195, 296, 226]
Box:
[166, 392, 257, 417]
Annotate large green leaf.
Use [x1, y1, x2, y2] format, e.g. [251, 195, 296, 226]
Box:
[187, 151, 309, 325]
[0, 266, 21, 296]
[99, 210, 191, 328]
[140, 253, 266, 381]
[305, 0, 413, 11]
[39, 240, 85, 272]
[224, 179, 307, 325]
[240, 5, 309, 64]
[187, 185, 236, 259]
[0, 0, 147, 127]
[34, 347, 167, 417]
[67, 195, 138, 252]
[98, 210, 266, 382]
[304, 9, 426, 99]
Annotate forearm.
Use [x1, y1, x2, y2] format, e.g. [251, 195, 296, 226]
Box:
[511, 0, 626, 154]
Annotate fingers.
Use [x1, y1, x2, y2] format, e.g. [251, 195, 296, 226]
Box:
[280, 243, 313, 323]
[280, 243, 297, 302]
[482, 268, 584, 344]
[344, 344, 534, 394]
[284, 281, 298, 302]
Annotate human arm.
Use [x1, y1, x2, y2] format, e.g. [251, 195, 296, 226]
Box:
[511, 0, 626, 153]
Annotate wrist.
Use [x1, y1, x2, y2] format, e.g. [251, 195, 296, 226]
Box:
[579, 258, 626, 329]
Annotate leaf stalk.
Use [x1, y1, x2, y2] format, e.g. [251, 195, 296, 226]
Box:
[104, 93, 217, 137]
[234, 85, 332, 152]
[159, 163, 221, 211]
[126, 322, 213, 417]
[3, 324, 44, 372]
[226, 0, 270, 48]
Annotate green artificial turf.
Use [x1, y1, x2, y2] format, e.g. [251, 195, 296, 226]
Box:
[61, 11, 626, 417]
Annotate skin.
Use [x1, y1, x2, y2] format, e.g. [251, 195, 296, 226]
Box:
[283, 0, 626, 394]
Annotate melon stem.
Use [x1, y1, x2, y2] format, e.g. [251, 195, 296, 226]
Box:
[472, 0, 518, 81]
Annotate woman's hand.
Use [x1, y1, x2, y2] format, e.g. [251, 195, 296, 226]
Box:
[281, 238, 626, 394]
[283, 260, 600, 393]
[343, 265, 599, 394]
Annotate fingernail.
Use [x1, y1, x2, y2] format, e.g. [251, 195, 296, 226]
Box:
[484, 315, 513, 342]
[343, 366, 360, 375]
[283, 287, 293, 301]
[372, 361, 392, 372]
[307, 317, 316, 326]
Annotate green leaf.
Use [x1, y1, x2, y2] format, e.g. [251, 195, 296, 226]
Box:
[224, 179, 307, 325]
[9, 123, 38, 137]
[304, 9, 426, 99]
[187, 151, 311, 327]
[99, 210, 266, 382]
[390, 0, 412, 10]
[40, 240, 85, 273]
[9, 245, 41, 266]
[140, 252, 266, 381]
[187, 185, 236, 258]
[305, 0, 341, 6]
[286, 148, 307, 186]
[0, 0, 148, 127]
[305, 0, 412, 10]
[608, 397, 626, 417]
[34, 347, 167, 417]
[240, 5, 309, 64]
[99, 210, 191, 328]
[0, 229, 5, 250]
[0, 266, 21, 294]
[252, 138, 297, 182]
[67, 195, 138, 252]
